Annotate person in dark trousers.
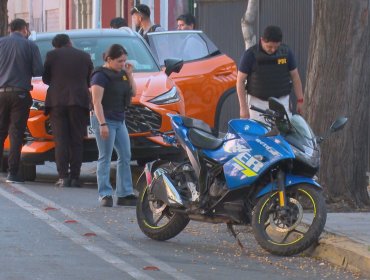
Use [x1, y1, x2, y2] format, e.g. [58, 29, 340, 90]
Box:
[176, 13, 196, 30]
[130, 4, 164, 43]
[236, 25, 304, 123]
[90, 44, 137, 207]
[110, 17, 128, 29]
[0, 18, 43, 183]
[42, 34, 93, 188]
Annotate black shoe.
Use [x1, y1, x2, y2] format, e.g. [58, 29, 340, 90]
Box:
[55, 178, 71, 187]
[70, 178, 82, 188]
[6, 173, 24, 184]
[100, 196, 113, 207]
[116, 194, 137, 206]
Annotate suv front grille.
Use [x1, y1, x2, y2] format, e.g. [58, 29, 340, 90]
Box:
[126, 105, 162, 133]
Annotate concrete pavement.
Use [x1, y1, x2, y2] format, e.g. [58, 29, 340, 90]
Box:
[308, 212, 370, 278]
[31, 163, 370, 278]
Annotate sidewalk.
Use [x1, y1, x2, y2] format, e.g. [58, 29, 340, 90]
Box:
[308, 212, 370, 278]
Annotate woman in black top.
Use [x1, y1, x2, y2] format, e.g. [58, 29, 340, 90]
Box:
[90, 44, 137, 207]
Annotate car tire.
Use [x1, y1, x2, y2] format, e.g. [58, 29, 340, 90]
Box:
[215, 89, 239, 135]
[20, 163, 37, 182]
[1, 156, 8, 173]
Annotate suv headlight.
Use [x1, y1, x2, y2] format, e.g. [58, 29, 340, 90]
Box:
[31, 99, 45, 110]
[149, 87, 180, 105]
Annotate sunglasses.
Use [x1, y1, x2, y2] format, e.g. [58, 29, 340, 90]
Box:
[132, 7, 141, 15]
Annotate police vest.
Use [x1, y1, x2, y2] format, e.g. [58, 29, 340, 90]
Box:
[92, 67, 132, 112]
[246, 44, 292, 101]
[140, 24, 161, 43]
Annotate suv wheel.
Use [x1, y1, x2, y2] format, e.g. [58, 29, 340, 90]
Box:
[20, 164, 37, 181]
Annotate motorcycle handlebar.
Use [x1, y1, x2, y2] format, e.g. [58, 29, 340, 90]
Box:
[250, 105, 278, 118]
[250, 105, 266, 115]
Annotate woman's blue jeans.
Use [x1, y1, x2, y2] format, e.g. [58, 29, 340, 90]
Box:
[91, 115, 134, 199]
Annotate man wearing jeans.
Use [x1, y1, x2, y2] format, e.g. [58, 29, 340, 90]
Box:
[0, 18, 43, 183]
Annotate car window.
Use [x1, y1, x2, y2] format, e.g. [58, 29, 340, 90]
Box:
[35, 36, 160, 73]
[148, 31, 220, 65]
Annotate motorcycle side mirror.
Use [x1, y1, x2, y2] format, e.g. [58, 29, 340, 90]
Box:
[164, 58, 184, 76]
[317, 116, 348, 144]
[329, 117, 348, 132]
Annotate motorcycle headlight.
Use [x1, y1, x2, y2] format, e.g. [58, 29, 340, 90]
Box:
[291, 145, 320, 169]
[31, 99, 45, 110]
[149, 87, 180, 105]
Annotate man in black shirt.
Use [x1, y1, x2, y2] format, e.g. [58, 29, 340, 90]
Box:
[0, 18, 43, 183]
[236, 26, 304, 123]
[130, 4, 164, 43]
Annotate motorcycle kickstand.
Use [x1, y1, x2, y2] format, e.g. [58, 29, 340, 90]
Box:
[227, 223, 246, 251]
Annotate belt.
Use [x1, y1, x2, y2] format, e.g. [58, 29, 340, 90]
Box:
[0, 87, 27, 93]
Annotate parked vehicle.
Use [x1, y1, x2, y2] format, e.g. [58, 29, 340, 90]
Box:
[136, 97, 347, 256]
[1, 29, 237, 180]
[147, 31, 237, 132]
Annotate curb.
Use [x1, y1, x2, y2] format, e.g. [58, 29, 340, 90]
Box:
[308, 232, 370, 278]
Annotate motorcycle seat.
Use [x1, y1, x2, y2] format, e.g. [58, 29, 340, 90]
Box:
[188, 128, 223, 150]
[180, 116, 214, 134]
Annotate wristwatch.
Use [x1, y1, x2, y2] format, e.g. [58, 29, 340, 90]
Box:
[100, 123, 107, 126]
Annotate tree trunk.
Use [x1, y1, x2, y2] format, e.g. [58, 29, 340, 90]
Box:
[0, 0, 8, 36]
[305, 0, 370, 207]
[241, 0, 259, 49]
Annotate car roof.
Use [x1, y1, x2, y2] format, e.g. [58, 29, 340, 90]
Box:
[148, 30, 204, 36]
[29, 28, 138, 41]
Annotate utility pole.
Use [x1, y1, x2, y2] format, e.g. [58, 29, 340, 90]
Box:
[92, 0, 101, 28]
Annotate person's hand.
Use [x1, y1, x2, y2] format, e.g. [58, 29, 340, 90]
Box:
[297, 101, 304, 114]
[100, 125, 109, 139]
[124, 60, 134, 76]
[240, 107, 250, 119]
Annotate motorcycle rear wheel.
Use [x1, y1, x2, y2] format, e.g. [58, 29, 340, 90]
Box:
[252, 184, 326, 256]
[136, 184, 190, 241]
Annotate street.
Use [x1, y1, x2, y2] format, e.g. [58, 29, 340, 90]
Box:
[0, 162, 365, 280]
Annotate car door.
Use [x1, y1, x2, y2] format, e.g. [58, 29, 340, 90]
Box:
[148, 31, 237, 130]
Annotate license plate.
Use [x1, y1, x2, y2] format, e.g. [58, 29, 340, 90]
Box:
[87, 126, 95, 138]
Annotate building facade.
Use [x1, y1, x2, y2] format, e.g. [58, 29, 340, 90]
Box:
[7, 0, 191, 32]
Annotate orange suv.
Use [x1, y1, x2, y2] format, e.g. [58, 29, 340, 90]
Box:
[2, 29, 237, 181]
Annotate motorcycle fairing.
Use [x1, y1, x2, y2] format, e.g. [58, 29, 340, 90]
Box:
[217, 134, 295, 189]
[256, 174, 321, 198]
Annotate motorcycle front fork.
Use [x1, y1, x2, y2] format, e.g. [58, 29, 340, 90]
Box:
[277, 169, 287, 208]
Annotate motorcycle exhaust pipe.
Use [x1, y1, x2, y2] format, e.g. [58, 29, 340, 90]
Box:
[150, 168, 184, 207]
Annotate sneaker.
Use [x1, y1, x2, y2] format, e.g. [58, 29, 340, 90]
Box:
[6, 173, 24, 184]
[55, 178, 71, 187]
[70, 178, 82, 188]
[100, 196, 113, 207]
[116, 194, 137, 206]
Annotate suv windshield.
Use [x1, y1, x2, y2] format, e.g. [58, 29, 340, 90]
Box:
[35, 36, 159, 73]
[148, 31, 220, 65]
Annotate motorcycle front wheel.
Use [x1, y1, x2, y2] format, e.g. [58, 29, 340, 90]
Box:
[252, 184, 327, 256]
[136, 183, 190, 241]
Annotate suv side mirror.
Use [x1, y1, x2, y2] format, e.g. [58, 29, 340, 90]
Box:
[164, 59, 183, 76]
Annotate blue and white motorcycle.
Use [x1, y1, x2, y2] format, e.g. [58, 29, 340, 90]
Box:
[136, 97, 347, 256]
